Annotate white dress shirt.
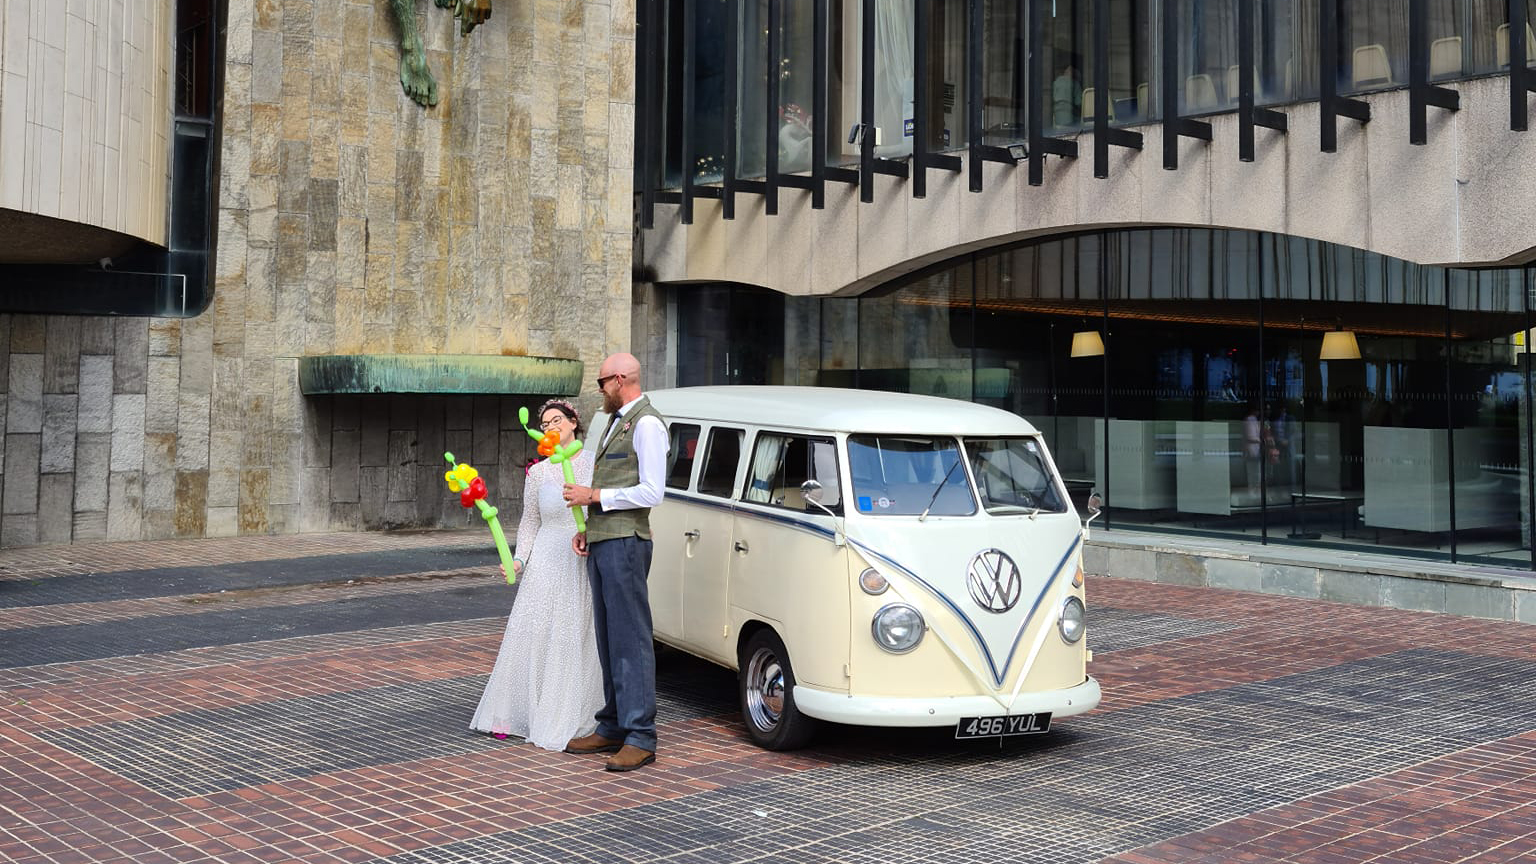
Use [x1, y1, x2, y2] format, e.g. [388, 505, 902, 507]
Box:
[596, 396, 667, 512]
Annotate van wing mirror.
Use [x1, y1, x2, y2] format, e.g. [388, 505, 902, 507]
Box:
[800, 479, 846, 546]
[801, 478, 823, 504]
[1083, 492, 1104, 534]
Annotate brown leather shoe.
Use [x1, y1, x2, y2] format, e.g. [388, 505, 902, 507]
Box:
[604, 744, 655, 772]
[564, 733, 623, 754]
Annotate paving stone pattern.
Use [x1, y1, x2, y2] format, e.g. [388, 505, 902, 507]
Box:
[32, 652, 736, 799]
[0, 531, 1533, 864]
[1085, 607, 1239, 654]
[372, 650, 1536, 864]
[0, 581, 510, 668]
[0, 543, 491, 606]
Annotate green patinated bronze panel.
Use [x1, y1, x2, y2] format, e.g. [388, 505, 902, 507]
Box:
[298, 354, 583, 396]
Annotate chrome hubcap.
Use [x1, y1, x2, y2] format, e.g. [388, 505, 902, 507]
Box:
[745, 647, 785, 732]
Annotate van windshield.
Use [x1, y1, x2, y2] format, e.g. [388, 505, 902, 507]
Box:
[847, 435, 977, 516]
[964, 437, 1067, 515]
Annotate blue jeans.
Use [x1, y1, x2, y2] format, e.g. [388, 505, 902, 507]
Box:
[588, 536, 657, 751]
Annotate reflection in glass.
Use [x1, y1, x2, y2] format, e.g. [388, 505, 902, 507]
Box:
[1340, 0, 1407, 92]
[672, 232, 1536, 568]
[845, 0, 917, 159]
[780, 1, 819, 173]
[966, 437, 1069, 514]
[656, 0, 1536, 192]
[1038, 0, 1159, 129]
[1440, 0, 1536, 76]
[1040, 0, 1085, 133]
[738, 1, 770, 179]
[980, 0, 1026, 145]
[1177, 0, 1238, 113]
[695, 0, 729, 183]
[847, 435, 976, 515]
[667, 424, 702, 489]
[920, 0, 969, 151]
[745, 433, 842, 512]
[819, 297, 860, 387]
[1256, 0, 1316, 104]
[1117, 0, 1160, 124]
[858, 267, 972, 399]
[1449, 269, 1526, 564]
[677, 285, 786, 386]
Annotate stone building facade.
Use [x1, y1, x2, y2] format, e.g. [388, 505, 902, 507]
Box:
[0, 0, 636, 547]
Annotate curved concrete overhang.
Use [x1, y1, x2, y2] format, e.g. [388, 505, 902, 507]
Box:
[641, 76, 1536, 299]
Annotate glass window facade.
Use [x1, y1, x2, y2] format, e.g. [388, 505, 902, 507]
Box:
[671, 229, 1536, 569]
[921, 0, 969, 151]
[643, 0, 1536, 194]
[979, 0, 1026, 144]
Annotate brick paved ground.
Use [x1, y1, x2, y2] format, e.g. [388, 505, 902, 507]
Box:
[1, 530, 1533, 864]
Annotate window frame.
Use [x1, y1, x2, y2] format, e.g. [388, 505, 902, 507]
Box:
[696, 425, 747, 498]
[666, 423, 703, 490]
[846, 433, 979, 517]
[741, 429, 844, 514]
[962, 437, 1071, 517]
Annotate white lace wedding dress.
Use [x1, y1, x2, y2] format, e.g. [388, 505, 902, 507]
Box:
[470, 449, 604, 750]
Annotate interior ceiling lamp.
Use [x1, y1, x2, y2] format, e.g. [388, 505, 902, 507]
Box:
[1070, 330, 1106, 358]
[1319, 329, 1362, 360]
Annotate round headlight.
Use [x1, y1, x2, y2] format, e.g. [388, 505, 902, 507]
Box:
[858, 567, 889, 595]
[872, 603, 925, 653]
[1059, 596, 1086, 644]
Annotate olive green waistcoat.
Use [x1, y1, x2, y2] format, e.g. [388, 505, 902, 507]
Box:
[587, 396, 667, 543]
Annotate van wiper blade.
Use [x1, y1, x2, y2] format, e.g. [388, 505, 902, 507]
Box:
[919, 457, 963, 522]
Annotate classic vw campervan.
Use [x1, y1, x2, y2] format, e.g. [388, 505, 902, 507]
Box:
[640, 386, 1102, 750]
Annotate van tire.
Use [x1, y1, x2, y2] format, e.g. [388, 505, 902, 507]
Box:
[738, 629, 818, 751]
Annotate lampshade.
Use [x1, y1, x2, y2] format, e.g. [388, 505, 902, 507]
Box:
[1319, 330, 1361, 361]
[1070, 330, 1105, 358]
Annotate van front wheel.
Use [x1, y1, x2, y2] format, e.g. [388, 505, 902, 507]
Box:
[739, 629, 818, 751]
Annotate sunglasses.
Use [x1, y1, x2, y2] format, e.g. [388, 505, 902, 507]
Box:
[595, 373, 621, 389]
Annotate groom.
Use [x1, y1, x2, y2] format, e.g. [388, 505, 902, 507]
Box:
[561, 353, 667, 771]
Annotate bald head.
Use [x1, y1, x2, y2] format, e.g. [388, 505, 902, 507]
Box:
[598, 352, 641, 381]
[597, 352, 643, 412]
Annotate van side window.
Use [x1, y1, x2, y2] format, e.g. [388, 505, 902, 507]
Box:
[744, 433, 841, 513]
[666, 424, 701, 489]
[697, 427, 744, 497]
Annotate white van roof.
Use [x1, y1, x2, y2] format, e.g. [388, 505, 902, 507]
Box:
[645, 386, 1041, 436]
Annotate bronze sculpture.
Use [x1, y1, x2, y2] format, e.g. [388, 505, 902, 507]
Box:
[391, 0, 492, 107]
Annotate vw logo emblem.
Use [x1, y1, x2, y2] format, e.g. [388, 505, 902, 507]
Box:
[967, 549, 1022, 613]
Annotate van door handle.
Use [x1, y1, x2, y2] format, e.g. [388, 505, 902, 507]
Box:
[683, 529, 700, 540]
[733, 539, 750, 553]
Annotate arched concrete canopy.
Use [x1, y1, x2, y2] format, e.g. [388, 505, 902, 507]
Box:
[640, 77, 1536, 299]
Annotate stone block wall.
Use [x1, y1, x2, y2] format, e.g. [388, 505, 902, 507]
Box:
[0, 0, 635, 547]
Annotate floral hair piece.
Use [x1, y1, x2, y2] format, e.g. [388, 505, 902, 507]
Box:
[537, 398, 580, 422]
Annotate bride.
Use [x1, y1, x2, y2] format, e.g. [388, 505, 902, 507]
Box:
[470, 399, 603, 750]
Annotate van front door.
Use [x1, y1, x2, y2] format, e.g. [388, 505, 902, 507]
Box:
[730, 433, 848, 690]
[678, 427, 744, 663]
[650, 423, 703, 640]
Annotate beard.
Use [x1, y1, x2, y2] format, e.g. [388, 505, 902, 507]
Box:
[602, 389, 622, 414]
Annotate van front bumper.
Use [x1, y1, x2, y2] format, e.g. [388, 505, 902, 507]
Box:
[793, 676, 1101, 727]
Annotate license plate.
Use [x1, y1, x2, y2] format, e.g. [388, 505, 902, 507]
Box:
[955, 713, 1052, 739]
